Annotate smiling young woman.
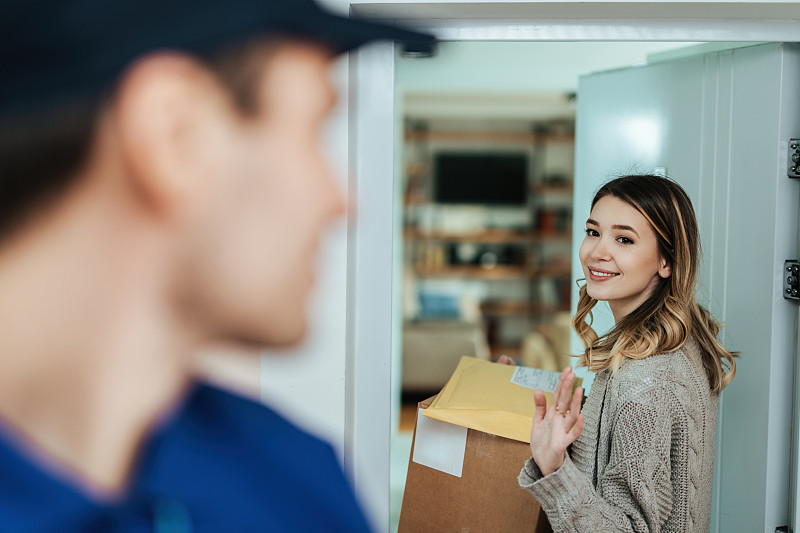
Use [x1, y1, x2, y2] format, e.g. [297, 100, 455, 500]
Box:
[573, 176, 736, 392]
[516, 175, 736, 533]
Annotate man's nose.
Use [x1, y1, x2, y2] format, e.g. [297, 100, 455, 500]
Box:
[320, 163, 346, 221]
[328, 178, 346, 220]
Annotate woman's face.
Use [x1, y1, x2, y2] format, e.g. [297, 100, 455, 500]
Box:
[578, 195, 671, 321]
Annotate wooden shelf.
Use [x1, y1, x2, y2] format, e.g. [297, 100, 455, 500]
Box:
[532, 183, 574, 195]
[538, 265, 573, 278]
[480, 301, 566, 316]
[414, 265, 571, 280]
[404, 227, 572, 243]
[536, 232, 572, 243]
[414, 265, 534, 279]
[405, 130, 575, 145]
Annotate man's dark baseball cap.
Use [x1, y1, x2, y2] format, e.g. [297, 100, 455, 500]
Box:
[0, 0, 435, 117]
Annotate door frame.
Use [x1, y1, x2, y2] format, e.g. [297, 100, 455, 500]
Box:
[342, 3, 800, 530]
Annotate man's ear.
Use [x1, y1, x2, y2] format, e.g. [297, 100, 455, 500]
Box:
[112, 52, 233, 219]
[658, 256, 672, 279]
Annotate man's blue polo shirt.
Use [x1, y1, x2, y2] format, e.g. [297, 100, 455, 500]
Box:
[0, 383, 373, 532]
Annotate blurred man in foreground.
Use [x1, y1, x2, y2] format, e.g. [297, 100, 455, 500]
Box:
[0, 1, 432, 530]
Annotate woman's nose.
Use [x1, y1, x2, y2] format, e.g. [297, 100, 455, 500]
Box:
[589, 238, 611, 260]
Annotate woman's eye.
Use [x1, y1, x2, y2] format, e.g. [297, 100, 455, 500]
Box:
[617, 236, 634, 245]
[585, 228, 599, 237]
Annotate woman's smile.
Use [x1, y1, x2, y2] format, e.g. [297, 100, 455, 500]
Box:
[587, 267, 620, 281]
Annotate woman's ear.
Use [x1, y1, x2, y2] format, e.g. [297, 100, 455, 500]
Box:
[658, 256, 672, 279]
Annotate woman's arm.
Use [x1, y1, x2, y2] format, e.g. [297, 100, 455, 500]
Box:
[520, 386, 676, 533]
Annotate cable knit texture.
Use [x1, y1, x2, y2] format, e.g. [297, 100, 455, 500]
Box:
[518, 338, 717, 532]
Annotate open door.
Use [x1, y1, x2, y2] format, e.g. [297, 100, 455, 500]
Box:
[573, 42, 800, 532]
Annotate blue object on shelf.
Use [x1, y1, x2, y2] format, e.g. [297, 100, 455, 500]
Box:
[418, 292, 460, 319]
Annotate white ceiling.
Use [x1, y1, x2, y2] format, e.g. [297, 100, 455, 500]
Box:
[350, 1, 800, 20]
[397, 41, 704, 120]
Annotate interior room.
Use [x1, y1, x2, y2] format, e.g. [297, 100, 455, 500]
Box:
[389, 40, 708, 532]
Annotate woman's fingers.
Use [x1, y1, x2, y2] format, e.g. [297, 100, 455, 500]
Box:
[556, 386, 583, 432]
[496, 355, 516, 366]
[533, 389, 547, 423]
[552, 366, 570, 415]
[551, 367, 566, 412]
[554, 367, 573, 416]
[569, 386, 583, 418]
[532, 370, 583, 463]
[567, 413, 585, 445]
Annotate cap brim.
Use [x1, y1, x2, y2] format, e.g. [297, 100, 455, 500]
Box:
[292, 7, 436, 54]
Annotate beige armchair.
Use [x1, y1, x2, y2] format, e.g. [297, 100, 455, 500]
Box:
[401, 320, 489, 394]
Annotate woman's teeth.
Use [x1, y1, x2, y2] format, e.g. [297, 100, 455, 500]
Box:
[591, 269, 618, 277]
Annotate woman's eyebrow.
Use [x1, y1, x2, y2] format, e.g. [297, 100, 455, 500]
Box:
[612, 224, 639, 236]
[585, 218, 640, 237]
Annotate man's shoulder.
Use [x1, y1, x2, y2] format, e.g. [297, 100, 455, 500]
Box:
[179, 382, 333, 457]
[143, 382, 374, 532]
[143, 382, 342, 491]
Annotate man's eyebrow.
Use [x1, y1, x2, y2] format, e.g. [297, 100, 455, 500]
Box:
[585, 218, 640, 237]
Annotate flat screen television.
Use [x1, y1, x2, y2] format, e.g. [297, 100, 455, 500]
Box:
[433, 152, 529, 206]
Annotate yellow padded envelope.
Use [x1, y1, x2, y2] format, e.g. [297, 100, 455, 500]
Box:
[424, 356, 557, 444]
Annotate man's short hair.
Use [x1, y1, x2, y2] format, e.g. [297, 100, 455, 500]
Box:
[0, 38, 287, 241]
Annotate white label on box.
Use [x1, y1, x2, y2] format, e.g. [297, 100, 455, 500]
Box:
[511, 366, 560, 393]
[413, 409, 468, 477]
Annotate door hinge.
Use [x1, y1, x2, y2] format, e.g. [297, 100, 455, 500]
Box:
[784, 260, 800, 300]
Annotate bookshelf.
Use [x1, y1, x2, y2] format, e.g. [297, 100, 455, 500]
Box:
[401, 117, 574, 361]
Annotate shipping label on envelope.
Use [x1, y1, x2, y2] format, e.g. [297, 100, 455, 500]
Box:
[511, 366, 561, 392]
[423, 356, 579, 443]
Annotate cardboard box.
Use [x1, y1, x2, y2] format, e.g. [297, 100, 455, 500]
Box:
[398, 395, 552, 532]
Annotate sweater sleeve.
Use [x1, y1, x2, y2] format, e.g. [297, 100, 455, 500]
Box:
[518, 388, 675, 533]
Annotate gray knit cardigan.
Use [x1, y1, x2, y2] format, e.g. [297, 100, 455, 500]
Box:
[518, 338, 717, 532]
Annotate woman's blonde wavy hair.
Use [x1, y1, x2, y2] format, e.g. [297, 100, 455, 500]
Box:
[573, 175, 736, 394]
